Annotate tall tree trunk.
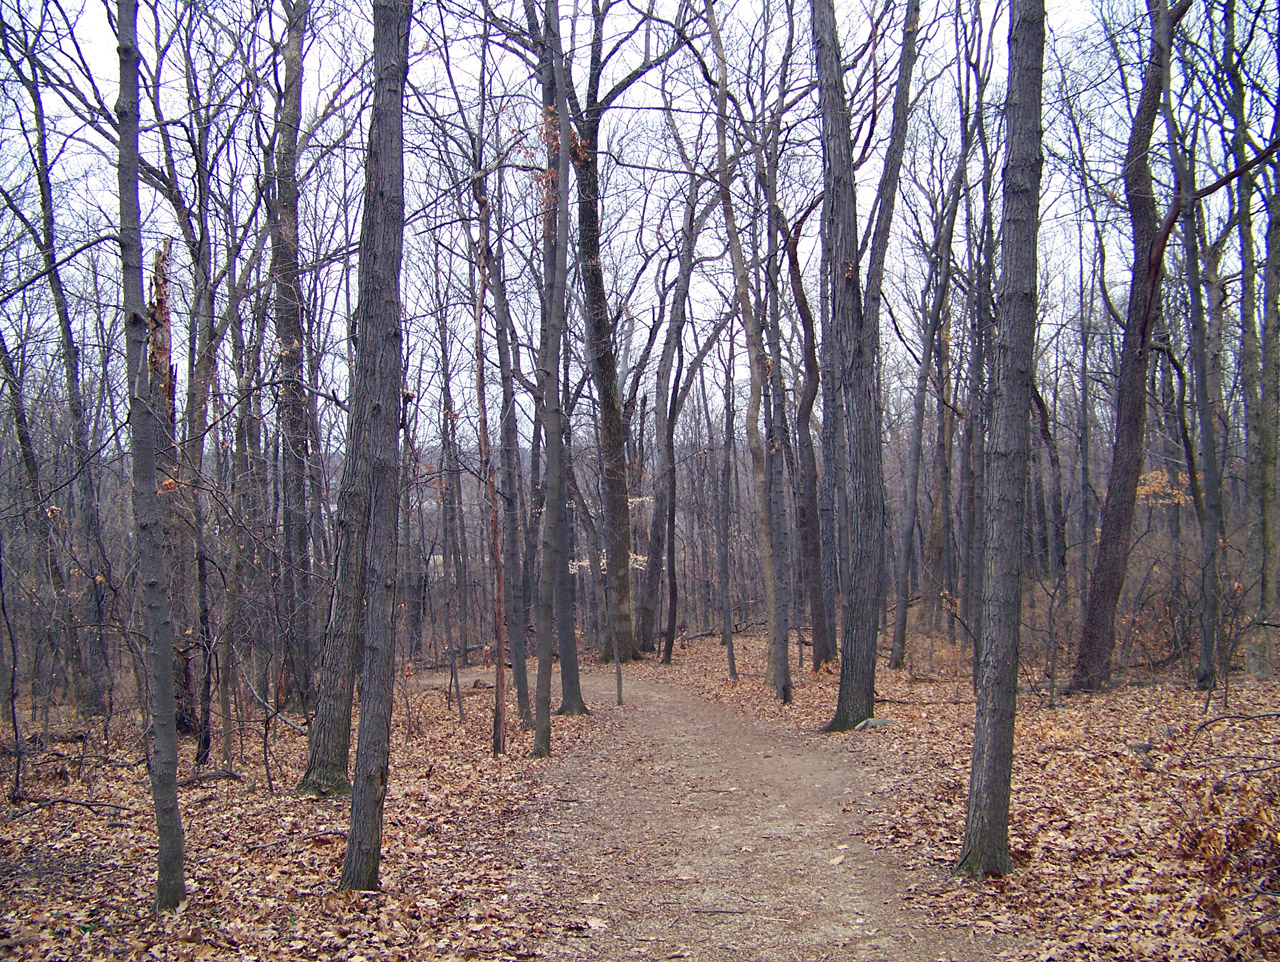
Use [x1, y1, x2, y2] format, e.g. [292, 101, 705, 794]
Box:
[814, 0, 918, 729]
[532, 0, 572, 758]
[1258, 186, 1280, 676]
[574, 121, 637, 664]
[339, 0, 409, 891]
[719, 337, 738, 681]
[706, 0, 781, 700]
[956, 0, 1043, 879]
[779, 204, 832, 670]
[117, 0, 185, 909]
[1072, 0, 1190, 691]
[1164, 91, 1223, 691]
[271, 0, 314, 709]
[636, 180, 707, 653]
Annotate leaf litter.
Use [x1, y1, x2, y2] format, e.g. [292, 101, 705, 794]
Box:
[0, 673, 597, 961]
[633, 633, 1279, 961]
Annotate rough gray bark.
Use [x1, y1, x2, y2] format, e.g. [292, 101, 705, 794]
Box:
[532, 0, 573, 759]
[271, 0, 314, 708]
[956, 0, 1043, 880]
[1072, 0, 1191, 691]
[339, 0, 410, 892]
[814, 0, 918, 729]
[117, 0, 185, 910]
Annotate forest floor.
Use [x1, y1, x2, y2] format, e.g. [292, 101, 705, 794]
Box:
[509, 666, 1022, 962]
[0, 633, 1276, 961]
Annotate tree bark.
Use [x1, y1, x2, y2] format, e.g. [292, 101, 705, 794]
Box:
[956, 0, 1043, 879]
[271, 0, 314, 709]
[1072, 0, 1189, 691]
[814, 0, 918, 729]
[339, 0, 409, 892]
[117, 0, 186, 909]
[779, 204, 832, 670]
[532, 0, 572, 759]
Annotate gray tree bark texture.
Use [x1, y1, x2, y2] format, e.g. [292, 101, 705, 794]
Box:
[812, 0, 917, 729]
[339, 0, 410, 892]
[956, 0, 1044, 880]
[1072, 0, 1190, 691]
[532, 0, 573, 758]
[272, 0, 314, 711]
[117, 0, 185, 911]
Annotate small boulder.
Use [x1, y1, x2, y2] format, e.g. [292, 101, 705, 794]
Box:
[854, 717, 894, 732]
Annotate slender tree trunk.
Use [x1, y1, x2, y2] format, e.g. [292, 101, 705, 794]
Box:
[532, 0, 572, 758]
[1258, 189, 1280, 676]
[339, 0, 409, 892]
[118, 0, 185, 909]
[890, 130, 971, 668]
[705, 0, 780, 700]
[637, 181, 707, 653]
[1164, 95, 1223, 691]
[720, 338, 738, 681]
[779, 205, 832, 670]
[271, 0, 314, 708]
[956, 0, 1043, 879]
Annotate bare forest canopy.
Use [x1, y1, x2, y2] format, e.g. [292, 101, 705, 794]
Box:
[0, 0, 1277, 955]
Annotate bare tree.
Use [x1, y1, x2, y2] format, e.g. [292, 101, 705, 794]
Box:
[339, 0, 410, 891]
[956, 0, 1044, 879]
[117, 0, 185, 911]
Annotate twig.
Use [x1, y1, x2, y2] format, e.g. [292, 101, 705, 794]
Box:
[247, 838, 287, 851]
[177, 769, 243, 788]
[246, 685, 307, 734]
[11, 797, 133, 818]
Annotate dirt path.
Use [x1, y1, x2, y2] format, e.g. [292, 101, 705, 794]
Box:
[511, 670, 1027, 962]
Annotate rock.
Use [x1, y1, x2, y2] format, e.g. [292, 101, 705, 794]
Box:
[854, 717, 894, 731]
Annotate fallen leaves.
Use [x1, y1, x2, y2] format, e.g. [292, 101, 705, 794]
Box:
[0, 673, 592, 962]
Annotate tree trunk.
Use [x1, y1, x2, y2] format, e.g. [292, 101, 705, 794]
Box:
[532, 0, 572, 758]
[271, 0, 314, 709]
[956, 0, 1043, 879]
[890, 120, 972, 668]
[574, 121, 637, 664]
[339, 0, 409, 892]
[118, 0, 185, 909]
[814, 0, 917, 729]
[779, 205, 832, 670]
[1072, 0, 1189, 691]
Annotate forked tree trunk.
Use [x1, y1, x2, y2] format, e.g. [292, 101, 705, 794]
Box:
[814, 0, 917, 729]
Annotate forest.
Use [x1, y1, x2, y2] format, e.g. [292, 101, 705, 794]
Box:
[0, 0, 1277, 957]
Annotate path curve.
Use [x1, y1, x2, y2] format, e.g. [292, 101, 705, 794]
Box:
[511, 669, 1026, 961]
